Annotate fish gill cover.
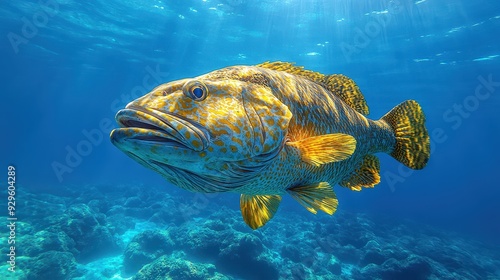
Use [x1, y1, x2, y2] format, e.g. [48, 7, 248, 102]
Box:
[1, 0, 499, 279]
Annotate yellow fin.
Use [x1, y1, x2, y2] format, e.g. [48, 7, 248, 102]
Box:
[324, 75, 369, 115]
[287, 182, 338, 215]
[286, 134, 356, 166]
[381, 100, 430, 169]
[240, 194, 282, 230]
[340, 154, 381, 191]
[258, 62, 369, 115]
[257, 61, 325, 83]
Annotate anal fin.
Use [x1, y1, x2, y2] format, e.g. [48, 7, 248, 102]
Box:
[240, 194, 282, 230]
[340, 154, 380, 191]
[286, 134, 356, 167]
[287, 182, 338, 215]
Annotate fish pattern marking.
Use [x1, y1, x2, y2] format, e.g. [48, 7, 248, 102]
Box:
[110, 62, 430, 229]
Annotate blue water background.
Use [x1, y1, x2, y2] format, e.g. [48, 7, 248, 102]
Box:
[1, 0, 500, 245]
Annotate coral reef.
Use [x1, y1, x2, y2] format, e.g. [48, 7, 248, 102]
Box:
[61, 203, 119, 261]
[23, 251, 78, 280]
[1, 184, 498, 280]
[123, 229, 174, 274]
[134, 251, 229, 280]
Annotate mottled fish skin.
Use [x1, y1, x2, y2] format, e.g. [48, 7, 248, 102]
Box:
[111, 70, 290, 193]
[111, 62, 430, 228]
[201, 65, 395, 195]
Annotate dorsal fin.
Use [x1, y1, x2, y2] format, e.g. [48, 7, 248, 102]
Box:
[257, 61, 325, 83]
[257, 61, 369, 115]
[323, 75, 369, 115]
[340, 154, 380, 191]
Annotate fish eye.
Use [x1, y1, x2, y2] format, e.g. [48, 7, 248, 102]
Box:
[183, 80, 208, 101]
[192, 87, 203, 98]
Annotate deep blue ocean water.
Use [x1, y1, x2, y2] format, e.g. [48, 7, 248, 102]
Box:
[1, 0, 500, 279]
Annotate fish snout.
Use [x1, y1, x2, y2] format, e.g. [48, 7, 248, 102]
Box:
[112, 106, 210, 151]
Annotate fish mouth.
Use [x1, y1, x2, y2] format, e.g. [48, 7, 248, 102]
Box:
[111, 105, 210, 151]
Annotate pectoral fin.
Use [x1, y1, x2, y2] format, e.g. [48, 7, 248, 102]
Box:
[340, 154, 381, 191]
[287, 134, 356, 166]
[287, 182, 338, 215]
[240, 194, 282, 230]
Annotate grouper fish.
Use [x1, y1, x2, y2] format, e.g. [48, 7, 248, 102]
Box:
[110, 61, 430, 229]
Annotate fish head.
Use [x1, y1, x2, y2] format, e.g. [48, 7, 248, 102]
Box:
[110, 67, 292, 192]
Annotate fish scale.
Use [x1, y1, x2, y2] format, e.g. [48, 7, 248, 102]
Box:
[110, 61, 430, 229]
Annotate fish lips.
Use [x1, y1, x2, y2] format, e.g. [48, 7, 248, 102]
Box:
[110, 106, 210, 152]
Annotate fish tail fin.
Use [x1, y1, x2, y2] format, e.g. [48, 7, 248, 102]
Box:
[381, 100, 430, 170]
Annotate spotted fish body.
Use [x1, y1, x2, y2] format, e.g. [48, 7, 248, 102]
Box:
[110, 62, 430, 229]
